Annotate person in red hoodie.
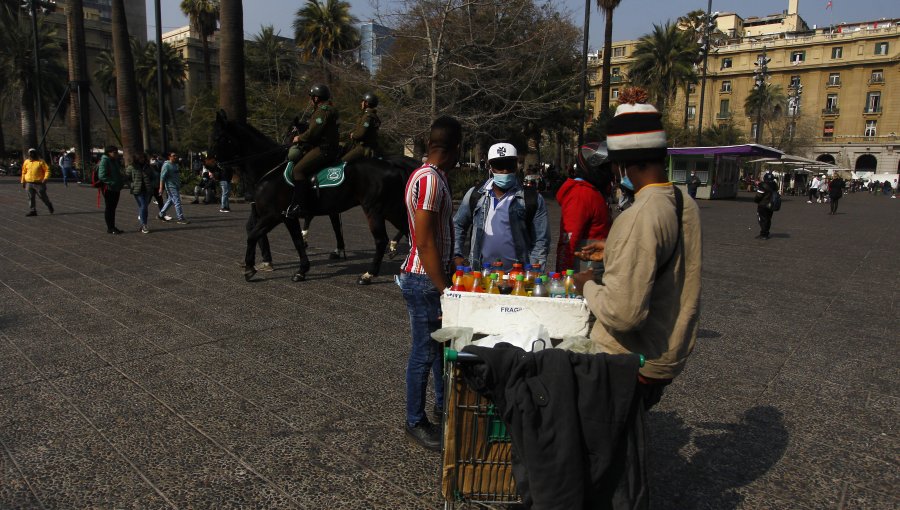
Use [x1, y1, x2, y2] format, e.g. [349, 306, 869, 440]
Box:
[555, 142, 613, 274]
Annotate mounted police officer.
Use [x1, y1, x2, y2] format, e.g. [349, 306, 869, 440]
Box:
[286, 84, 339, 218]
[342, 92, 381, 162]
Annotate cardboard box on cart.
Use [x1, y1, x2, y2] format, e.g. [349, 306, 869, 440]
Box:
[439, 291, 592, 503]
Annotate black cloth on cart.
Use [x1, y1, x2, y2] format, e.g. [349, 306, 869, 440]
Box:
[461, 343, 648, 510]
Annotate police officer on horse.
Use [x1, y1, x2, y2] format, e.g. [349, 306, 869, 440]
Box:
[342, 92, 381, 163]
[286, 84, 340, 219]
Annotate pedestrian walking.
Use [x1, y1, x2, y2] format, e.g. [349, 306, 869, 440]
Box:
[211, 153, 232, 213]
[98, 146, 124, 234]
[687, 170, 701, 199]
[128, 152, 153, 233]
[159, 152, 189, 224]
[59, 149, 78, 186]
[754, 173, 778, 240]
[883, 180, 892, 196]
[818, 176, 829, 203]
[828, 175, 845, 215]
[399, 116, 461, 451]
[808, 174, 821, 203]
[21, 148, 54, 216]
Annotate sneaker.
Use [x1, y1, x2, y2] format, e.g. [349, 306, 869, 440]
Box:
[256, 261, 274, 272]
[405, 420, 441, 451]
[190, 199, 199, 204]
[219, 208, 230, 213]
[141, 225, 150, 234]
[176, 219, 190, 225]
[157, 214, 172, 222]
[108, 228, 123, 235]
[806, 200, 812, 204]
[26, 211, 37, 217]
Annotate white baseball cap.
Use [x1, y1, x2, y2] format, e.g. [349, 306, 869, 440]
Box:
[488, 143, 517, 161]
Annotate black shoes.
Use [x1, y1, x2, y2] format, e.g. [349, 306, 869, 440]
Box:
[25, 211, 37, 217]
[107, 228, 124, 235]
[405, 420, 441, 451]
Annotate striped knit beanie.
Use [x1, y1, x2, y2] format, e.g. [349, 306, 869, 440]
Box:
[606, 88, 667, 163]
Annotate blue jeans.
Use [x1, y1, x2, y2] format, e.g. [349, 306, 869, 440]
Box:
[160, 182, 184, 220]
[61, 166, 77, 185]
[220, 181, 231, 209]
[134, 193, 149, 226]
[399, 272, 444, 427]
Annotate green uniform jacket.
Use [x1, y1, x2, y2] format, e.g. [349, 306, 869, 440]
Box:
[349, 108, 380, 148]
[98, 155, 124, 192]
[298, 104, 340, 155]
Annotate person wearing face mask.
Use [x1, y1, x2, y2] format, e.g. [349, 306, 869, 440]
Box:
[453, 142, 551, 271]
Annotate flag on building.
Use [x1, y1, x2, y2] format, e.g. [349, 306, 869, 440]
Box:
[826, 1, 833, 9]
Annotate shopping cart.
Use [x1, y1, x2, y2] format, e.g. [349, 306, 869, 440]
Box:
[440, 347, 645, 509]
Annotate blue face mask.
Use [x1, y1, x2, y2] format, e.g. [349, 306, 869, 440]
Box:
[621, 175, 634, 191]
[492, 172, 517, 190]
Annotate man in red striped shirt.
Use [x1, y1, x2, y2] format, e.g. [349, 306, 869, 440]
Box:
[399, 116, 461, 451]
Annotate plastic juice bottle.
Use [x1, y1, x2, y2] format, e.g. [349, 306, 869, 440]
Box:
[487, 273, 501, 294]
[497, 275, 512, 295]
[523, 264, 535, 289]
[532, 275, 548, 297]
[564, 269, 579, 298]
[549, 273, 566, 298]
[450, 268, 467, 292]
[491, 259, 505, 281]
[471, 271, 485, 293]
[511, 274, 528, 296]
[462, 266, 475, 291]
[509, 262, 524, 280]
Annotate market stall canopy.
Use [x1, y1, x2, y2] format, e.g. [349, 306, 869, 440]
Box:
[668, 144, 784, 158]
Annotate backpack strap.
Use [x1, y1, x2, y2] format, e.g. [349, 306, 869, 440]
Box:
[656, 186, 684, 278]
[523, 187, 538, 239]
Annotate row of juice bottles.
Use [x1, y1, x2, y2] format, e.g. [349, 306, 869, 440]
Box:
[449, 260, 582, 298]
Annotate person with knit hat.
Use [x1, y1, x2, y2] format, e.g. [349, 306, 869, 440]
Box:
[573, 87, 702, 408]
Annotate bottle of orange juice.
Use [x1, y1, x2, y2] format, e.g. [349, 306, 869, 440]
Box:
[511, 274, 528, 296]
[461, 266, 475, 291]
[471, 271, 485, 293]
[486, 273, 501, 294]
[450, 266, 466, 291]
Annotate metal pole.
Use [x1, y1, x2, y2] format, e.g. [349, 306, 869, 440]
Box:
[30, 0, 47, 160]
[754, 47, 768, 145]
[578, 0, 590, 148]
[696, 0, 713, 146]
[155, 0, 168, 155]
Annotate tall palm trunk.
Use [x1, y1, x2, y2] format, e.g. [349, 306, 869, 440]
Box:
[219, 0, 246, 124]
[167, 93, 181, 146]
[600, 8, 615, 115]
[140, 89, 150, 150]
[111, 0, 143, 160]
[20, 87, 37, 154]
[201, 35, 213, 89]
[67, 0, 91, 172]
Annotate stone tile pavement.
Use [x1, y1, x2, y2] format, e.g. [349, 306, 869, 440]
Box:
[0, 178, 896, 508]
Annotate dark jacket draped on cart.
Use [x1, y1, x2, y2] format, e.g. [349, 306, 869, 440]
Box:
[461, 344, 648, 510]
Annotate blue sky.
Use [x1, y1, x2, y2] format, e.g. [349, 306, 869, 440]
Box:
[148, 0, 897, 48]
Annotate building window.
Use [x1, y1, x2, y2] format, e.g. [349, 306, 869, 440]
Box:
[865, 91, 881, 113]
[874, 42, 888, 55]
[687, 105, 696, 120]
[864, 120, 877, 137]
[823, 121, 834, 138]
[790, 50, 806, 63]
[831, 47, 843, 59]
[789, 76, 801, 89]
[828, 73, 841, 86]
[588, 91, 596, 101]
[611, 88, 619, 99]
[612, 46, 625, 57]
[870, 69, 884, 84]
[825, 94, 838, 111]
[721, 81, 731, 92]
[688, 84, 696, 94]
[719, 99, 730, 113]
[721, 57, 732, 69]
[673, 160, 687, 183]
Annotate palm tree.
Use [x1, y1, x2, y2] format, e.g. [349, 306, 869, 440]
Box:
[110, 0, 143, 159]
[293, 0, 359, 83]
[248, 25, 298, 88]
[219, 0, 246, 123]
[180, 0, 219, 89]
[744, 83, 786, 143]
[146, 42, 187, 147]
[132, 39, 154, 150]
[628, 22, 698, 113]
[596, 0, 623, 115]
[0, 4, 66, 156]
[94, 50, 117, 96]
[66, 0, 91, 172]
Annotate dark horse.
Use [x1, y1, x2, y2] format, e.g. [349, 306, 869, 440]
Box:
[211, 110, 417, 284]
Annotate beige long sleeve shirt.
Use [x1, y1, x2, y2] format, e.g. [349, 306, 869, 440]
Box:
[582, 183, 702, 379]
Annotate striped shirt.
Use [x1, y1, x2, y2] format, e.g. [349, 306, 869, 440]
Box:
[402, 163, 454, 275]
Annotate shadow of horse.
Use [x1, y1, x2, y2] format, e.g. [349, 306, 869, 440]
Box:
[648, 405, 788, 509]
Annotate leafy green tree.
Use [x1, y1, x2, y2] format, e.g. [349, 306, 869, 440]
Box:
[701, 121, 745, 146]
[293, 0, 359, 83]
[597, 0, 623, 116]
[180, 0, 219, 89]
[144, 42, 187, 148]
[628, 21, 698, 113]
[744, 83, 786, 143]
[247, 25, 300, 88]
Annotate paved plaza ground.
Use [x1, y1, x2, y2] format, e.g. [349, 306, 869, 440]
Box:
[0, 177, 896, 509]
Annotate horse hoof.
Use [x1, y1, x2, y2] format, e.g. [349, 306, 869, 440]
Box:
[357, 272, 373, 285]
[329, 249, 347, 260]
[291, 272, 306, 282]
[244, 269, 257, 282]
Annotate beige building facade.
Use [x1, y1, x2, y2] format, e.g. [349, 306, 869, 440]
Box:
[588, 2, 899, 177]
[162, 25, 220, 108]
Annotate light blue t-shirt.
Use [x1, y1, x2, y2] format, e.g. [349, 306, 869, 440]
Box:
[480, 192, 517, 270]
[160, 161, 180, 186]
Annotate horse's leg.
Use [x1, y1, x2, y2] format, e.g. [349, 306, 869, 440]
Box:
[387, 212, 410, 260]
[244, 212, 280, 282]
[358, 211, 389, 285]
[283, 217, 311, 282]
[301, 214, 312, 246]
[387, 230, 406, 260]
[327, 213, 346, 260]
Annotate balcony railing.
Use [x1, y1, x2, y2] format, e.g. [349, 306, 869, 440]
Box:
[826, 80, 841, 87]
[610, 75, 624, 83]
[716, 111, 733, 119]
[863, 106, 882, 114]
[822, 107, 840, 115]
[868, 77, 885, 85]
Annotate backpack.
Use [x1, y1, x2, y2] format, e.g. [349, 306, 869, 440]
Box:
[90, 164, 103, 189]
[769, 189, 782, 211]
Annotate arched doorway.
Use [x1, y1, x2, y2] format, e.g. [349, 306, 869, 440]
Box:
[816, 154, 836, 165]
[855, 154, 877, 171]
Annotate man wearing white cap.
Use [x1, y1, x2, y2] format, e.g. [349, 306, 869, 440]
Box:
[453, 142, 550, 271]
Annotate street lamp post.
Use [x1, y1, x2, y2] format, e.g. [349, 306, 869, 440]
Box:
[578, 0, 590, 149]
[695, 0, 717, 146]
[24, 0, 57, 160]
[154, 0, 168, 155]
[753, 47, 770, 144]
